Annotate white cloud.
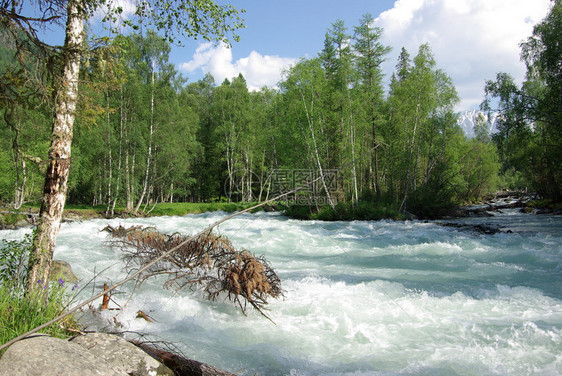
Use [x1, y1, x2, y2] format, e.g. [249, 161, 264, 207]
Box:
[375, 0, 551, 110]
[93, 0, 137, 22]
[180, 43, 298, 91]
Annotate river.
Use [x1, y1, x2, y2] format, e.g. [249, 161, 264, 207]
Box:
[2, 209, 562, 375]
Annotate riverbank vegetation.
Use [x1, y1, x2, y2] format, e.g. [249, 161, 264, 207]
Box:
[0, 283, 78, 354]
[1, 3, 560, 222]
[482, 0, 562, 203]
[0, 1, 561, 363]
[0, 236, 78, 353]
[0, 201, 262, 226]
[2, 13, 501, 223]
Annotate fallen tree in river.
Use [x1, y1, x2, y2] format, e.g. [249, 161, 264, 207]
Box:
[1, 148, 365, 351]
[103, 225, 283, 319]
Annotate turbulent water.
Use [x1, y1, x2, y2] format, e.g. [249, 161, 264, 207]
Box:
[2, 210, 562, 375]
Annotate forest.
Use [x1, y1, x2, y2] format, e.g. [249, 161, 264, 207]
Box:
[1, 8, 560, 220]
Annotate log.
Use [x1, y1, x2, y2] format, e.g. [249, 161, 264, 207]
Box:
[134, 342, 238, 376]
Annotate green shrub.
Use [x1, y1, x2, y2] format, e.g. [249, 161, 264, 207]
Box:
[2, 213, 22, 226]
[498, 168, 529, 191]
[285, 201, 404, 221]
[283, 204, 315, 220]
[408, 183, 457, 219]
[0, 233, 32, 291]
[146, 202, 260, 216]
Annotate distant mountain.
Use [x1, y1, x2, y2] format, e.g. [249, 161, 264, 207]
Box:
[457, 110, 499, 138]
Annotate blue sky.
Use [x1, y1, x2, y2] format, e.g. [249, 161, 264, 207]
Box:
[171, 0, 393, 90]
[173, 0, 551, 110]
[24, 0, 553, 111]
[205, 0, 392, 59]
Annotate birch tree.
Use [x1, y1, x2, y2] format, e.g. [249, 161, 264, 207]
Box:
[133, 31, 172, 213]
[387, 44, 459, 215]
[281, 58, 336, 209]
[1, 0, 244, 294]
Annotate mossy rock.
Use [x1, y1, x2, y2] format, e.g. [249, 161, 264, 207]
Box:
[49, 260, 78, 284]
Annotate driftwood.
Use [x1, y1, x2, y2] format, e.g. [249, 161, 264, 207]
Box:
[101, 224, 144, 237]
[104, 225, 283, 319]
[134, 341, 238, 376]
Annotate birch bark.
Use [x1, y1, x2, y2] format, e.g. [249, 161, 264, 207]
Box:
[26, 0, 84, 291]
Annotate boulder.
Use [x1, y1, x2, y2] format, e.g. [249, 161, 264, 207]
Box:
[0, 333, 174, 376]
[70, 332, 174, 376]
[49, 260, 78, 283]
[0, 334, 126, 376]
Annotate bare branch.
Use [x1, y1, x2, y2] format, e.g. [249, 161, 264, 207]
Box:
[104, 225, 284, 319]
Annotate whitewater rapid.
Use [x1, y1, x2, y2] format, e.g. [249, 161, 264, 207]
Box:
[2, 210, 561, 375]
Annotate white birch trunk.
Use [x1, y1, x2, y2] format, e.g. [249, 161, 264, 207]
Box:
[14, 158, 26, 210]
[104, 92, 113, 217]
[27, 0, 84, 292]
[299, 90, 335, 209]
[134, 59, 155, 213]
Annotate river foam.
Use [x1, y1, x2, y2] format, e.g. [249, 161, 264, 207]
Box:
[2, 209, 561, 375]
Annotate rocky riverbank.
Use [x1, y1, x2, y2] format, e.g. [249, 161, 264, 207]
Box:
[1, 193, 559, 230]
[0, 209, 244, 375]
[0, 332, 236, 376]
[443, 191, 562, 219]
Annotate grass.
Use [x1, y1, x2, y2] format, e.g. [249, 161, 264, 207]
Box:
[4, 202, 265, 221]
[26, 202, 263, 218]
[0, 235, 79, 354]
[9, 199, 409, 222]
[0, 283, 79, 355]
[147, 202, 261, 216]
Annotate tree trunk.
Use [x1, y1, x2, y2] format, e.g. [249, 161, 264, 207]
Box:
[400, 103, 420, 214]
[135, 342, 237, 376]
[104, 91, 113, 218]
[134, 59, 155, 213]
[373, 117, 381, 201]
[125, 149, 132, 211]
[126, 149, 136, 211]
[299, 90, 335, 209]
[225, 123, 235, 203]
[110, 87, 125, 216]
[346, 92, 358, 205]
[7, 111, 27, 209]
[14, 155, 26, 210]
[26, 0, 84, 292]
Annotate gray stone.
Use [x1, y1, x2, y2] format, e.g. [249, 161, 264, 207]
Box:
[49, 260, 78, 283]
[70, 333, 174, 376]
[0, 334, 127, 376]
[0, 333, 174, 376]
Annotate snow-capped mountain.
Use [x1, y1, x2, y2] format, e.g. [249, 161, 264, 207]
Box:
[457, 110, 499, 138]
